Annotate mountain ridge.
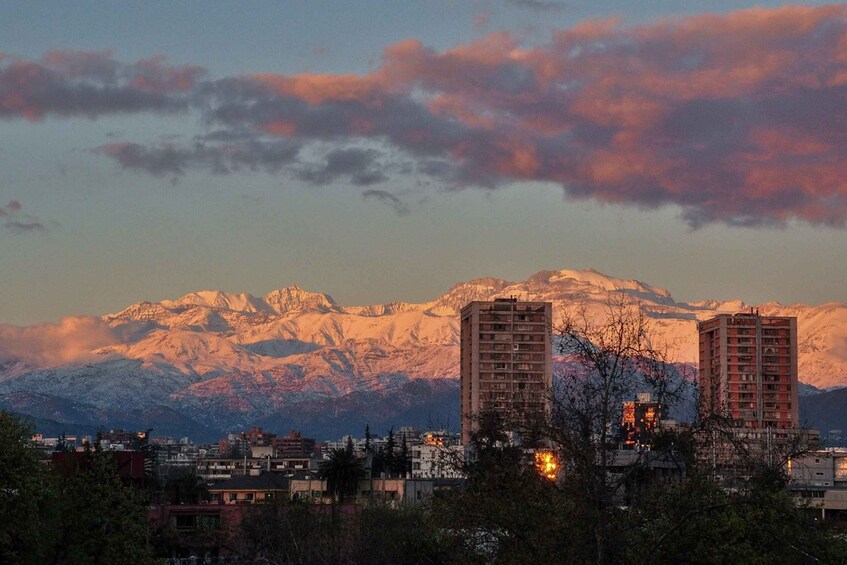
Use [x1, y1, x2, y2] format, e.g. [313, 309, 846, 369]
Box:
[2, 268, 846, 438]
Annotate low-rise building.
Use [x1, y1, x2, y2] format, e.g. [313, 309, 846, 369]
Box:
[208, 472, 290, 504]
[411, 444, 465, 479]
[788, 450, 847, 520]
[196, 456, 320, 482]
[274, 431, 317, 458]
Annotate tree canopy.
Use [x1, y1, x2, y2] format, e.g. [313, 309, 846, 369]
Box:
[318, 447, 365, 504]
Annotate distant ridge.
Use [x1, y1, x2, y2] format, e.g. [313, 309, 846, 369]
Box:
[2, 268, 846, 438]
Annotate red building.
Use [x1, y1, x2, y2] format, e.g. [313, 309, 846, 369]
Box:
[698, 311, 798, 429]
[52, 450, 149, 487]
[460, 299, 553, 445]
[273, 431, 317, 458]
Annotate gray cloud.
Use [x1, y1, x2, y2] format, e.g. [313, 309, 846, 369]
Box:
[92, 138, 301, 177]
[1, 201, 46, 234]
[4, 221, 46, 233]
[0, 52, 198, 120]
[297, 148, 388, 186]
[362, 189, 410, 215]
[508, 0, 568, 12]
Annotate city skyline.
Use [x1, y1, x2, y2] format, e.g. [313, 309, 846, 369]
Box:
[3, 1, 847, 326]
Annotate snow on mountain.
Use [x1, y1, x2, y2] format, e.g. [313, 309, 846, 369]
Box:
[425, 277, 512, 314]
[262, 286, 341, 315]
[162, 290, 273, 313]
[3, 268, 847, 436]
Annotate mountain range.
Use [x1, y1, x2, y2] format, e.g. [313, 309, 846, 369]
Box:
[1, 268, 846, 441]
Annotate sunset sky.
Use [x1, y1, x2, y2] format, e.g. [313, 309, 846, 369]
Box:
[2, 1, 846, 325]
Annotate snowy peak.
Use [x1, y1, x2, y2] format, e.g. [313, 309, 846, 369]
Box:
[346, 302, 418, 317]
[162, 290, 271, 313]
[428, 277, 513, 313]
[107, 285, 342, 325]
[426, 269, 677, 313]
[10, 267, 847, 409]
[688, 299, 748, 312]
[262, 285, 341, 315]
[542, 269, 675, 303]
[106, 301, 171, 322]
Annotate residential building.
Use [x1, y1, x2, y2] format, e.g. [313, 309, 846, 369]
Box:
[621, 392, 663, 448]
[789, 450, 847, 521]
[411, 443, 465, 479]
[196, 456, 319, 483]
[273, 430, 317, 458]
[208, 472, 290, 504]
[698, 311, 798, 429]
[460, 298, 553, 445]
[149, 503, 244, 560]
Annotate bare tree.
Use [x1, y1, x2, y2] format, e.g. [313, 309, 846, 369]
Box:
[549, 295, 687, 564]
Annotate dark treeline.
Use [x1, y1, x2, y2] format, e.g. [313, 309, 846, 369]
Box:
[0, 411, 154, 564]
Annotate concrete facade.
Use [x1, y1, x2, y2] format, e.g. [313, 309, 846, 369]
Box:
[460, 299, 552, 445]
[698, 311, 798, 429]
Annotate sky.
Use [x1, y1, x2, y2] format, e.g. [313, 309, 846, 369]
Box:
[2, 1, 846, 326]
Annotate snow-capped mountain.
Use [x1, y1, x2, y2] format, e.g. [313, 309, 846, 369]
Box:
[1, 269, 846, 439]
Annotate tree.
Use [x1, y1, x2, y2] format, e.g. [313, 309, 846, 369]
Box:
[318, 448, 365, 504]
[345, 435, 355, 456]
[432, 414, 580, 563]
[47, 446, 154, 564]
[0, 412, 154, 564]
[383, 428, 396, 477]
[351, 501, 447, 565]
[626, 465, 847, 564]
[238, 498, 346, 563]
[164, 469, 209, 505]
[550, 297, 686, 564]
[399, 435, 410, 478]
[0, 412, 49, 564]
[364, 424, 372, 453]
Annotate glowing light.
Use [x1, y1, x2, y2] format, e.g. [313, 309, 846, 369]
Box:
[423, 432, 445, 447]
[535, 451, 558, 481]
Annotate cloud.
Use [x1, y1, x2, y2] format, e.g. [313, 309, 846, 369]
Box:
[1, 201, 45, 234]
[0, 316, 119, 366]
[508, 0, 567, 12]
[0, 51, 201, 120]
[362, 189, 410, 215]
[92, 138, 301, 177]
[4, 221, 46, 233]
[296, 147, 388, 186]
[10, 6, 847, 227]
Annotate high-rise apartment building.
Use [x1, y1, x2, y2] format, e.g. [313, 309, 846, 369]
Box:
[460, 298, 553, 445]
[698, 311, 798, 429]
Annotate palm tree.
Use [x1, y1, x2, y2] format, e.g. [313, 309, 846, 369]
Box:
[318, 448, 365, 504]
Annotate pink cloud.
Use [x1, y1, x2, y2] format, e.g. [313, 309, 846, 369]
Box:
[6, 7, 847, 227]
[253, 72, 384, 105]
[0, 317, 119, 366]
